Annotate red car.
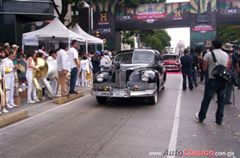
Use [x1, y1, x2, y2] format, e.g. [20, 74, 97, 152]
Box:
[162, 54, 181, 72]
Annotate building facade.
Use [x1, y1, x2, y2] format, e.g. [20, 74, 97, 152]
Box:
[0, 0, 60, 45]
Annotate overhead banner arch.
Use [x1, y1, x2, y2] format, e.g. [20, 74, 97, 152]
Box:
[92, 0, 240, 49]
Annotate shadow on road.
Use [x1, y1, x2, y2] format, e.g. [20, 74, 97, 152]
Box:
[98, 90, 166, 109]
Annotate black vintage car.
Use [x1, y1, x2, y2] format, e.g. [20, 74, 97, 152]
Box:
[92, 49, 167, 105]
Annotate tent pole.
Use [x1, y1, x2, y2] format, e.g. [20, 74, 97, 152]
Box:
[68, 37, 70, 49]
[95, 44, 97, 52]
[22, 38, 24, 53]
[68, 29, 71, 49]
[86, 42, 88, 54]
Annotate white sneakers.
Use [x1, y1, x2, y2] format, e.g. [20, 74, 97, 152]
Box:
[27, 98, 41, 104]
[2, 107, 9, 113]
[11, 103, 18, 108]
[7, 104, 13, 109]
[27, 100, 36, 104]
[6, 103, 18, 109]
[0, 103, 17, 115]
[55, 94, 62, 98]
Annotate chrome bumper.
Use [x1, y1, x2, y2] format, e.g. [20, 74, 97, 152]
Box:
[92, 89, 155, 98]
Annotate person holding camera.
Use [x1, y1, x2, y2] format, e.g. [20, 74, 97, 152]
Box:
[195, 39, 229, 125]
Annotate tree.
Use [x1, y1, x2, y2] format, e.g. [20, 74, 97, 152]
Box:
[121, 31, 135, 48]
[51, 0, 91, 23]
[217, 25, 240, 45]
[122, 29, 171, 51]
[140, 29, 171, 51]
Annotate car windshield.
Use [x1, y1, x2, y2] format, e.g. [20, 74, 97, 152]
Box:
[114, 50, 155, 64]
[114, 52, 133, 64]
[163, 55, 177, 60]
[132, 51, 155, 64]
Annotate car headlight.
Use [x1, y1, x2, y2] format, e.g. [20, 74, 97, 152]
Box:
[96, 74, 104, 82]
[141, 73, 150, 82]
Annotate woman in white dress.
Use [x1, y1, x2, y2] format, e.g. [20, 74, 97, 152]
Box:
[26, 51, 39, 103]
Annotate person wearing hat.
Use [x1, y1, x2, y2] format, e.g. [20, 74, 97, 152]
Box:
[2, 49, 18, 109]
[3, 42, 10, 48]
[12, 44, 19, 56]
[222, 43, 238, 105]
[3, 42, 10, 56]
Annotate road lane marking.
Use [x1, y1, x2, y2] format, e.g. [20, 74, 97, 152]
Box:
[167, 78, 183, 158]
[2, 94, 91, 131]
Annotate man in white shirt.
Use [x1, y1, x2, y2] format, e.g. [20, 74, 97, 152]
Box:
[57, 43, 69, 97]
[68, 40, 80, 94]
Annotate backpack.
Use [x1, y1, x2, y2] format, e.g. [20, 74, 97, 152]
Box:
[211, 50, 231, 82]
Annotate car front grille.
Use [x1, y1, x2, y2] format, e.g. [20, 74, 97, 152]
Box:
[115, 69, 126, 88]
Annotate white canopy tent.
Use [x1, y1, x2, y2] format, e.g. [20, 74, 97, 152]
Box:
[22, 18, 87, 46]
[71, 24, 104, 53]
[71, 24, 103, 44]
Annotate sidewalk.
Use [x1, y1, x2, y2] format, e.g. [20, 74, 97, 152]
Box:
[0, 86, 92, 127]
[232, 87, 240, 110]
[197, 81, 240, 111]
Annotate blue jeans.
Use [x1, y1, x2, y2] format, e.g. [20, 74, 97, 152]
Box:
[224, 82, 233, 103]
[192, 68, 198, 87]
[69, 67, 78, 93]
[198, 79, 227, 123]
[182, 70, 193, 90]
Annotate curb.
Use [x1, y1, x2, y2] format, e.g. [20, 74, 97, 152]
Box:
[0, 110, 28, 128]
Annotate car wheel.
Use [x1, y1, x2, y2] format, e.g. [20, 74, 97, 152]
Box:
[148, 90, 158, 105]
[96, 97, 108, 104]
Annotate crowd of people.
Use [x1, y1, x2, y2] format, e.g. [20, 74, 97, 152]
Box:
[179, 39, 240, 125]
[1, 38, 239, 126]
[0, 40, 113, 115]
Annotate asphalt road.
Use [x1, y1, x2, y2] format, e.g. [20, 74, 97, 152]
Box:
[1, 74, 239, 158]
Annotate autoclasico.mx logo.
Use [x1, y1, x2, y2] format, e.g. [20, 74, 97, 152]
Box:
[149, 148, 236, 157]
